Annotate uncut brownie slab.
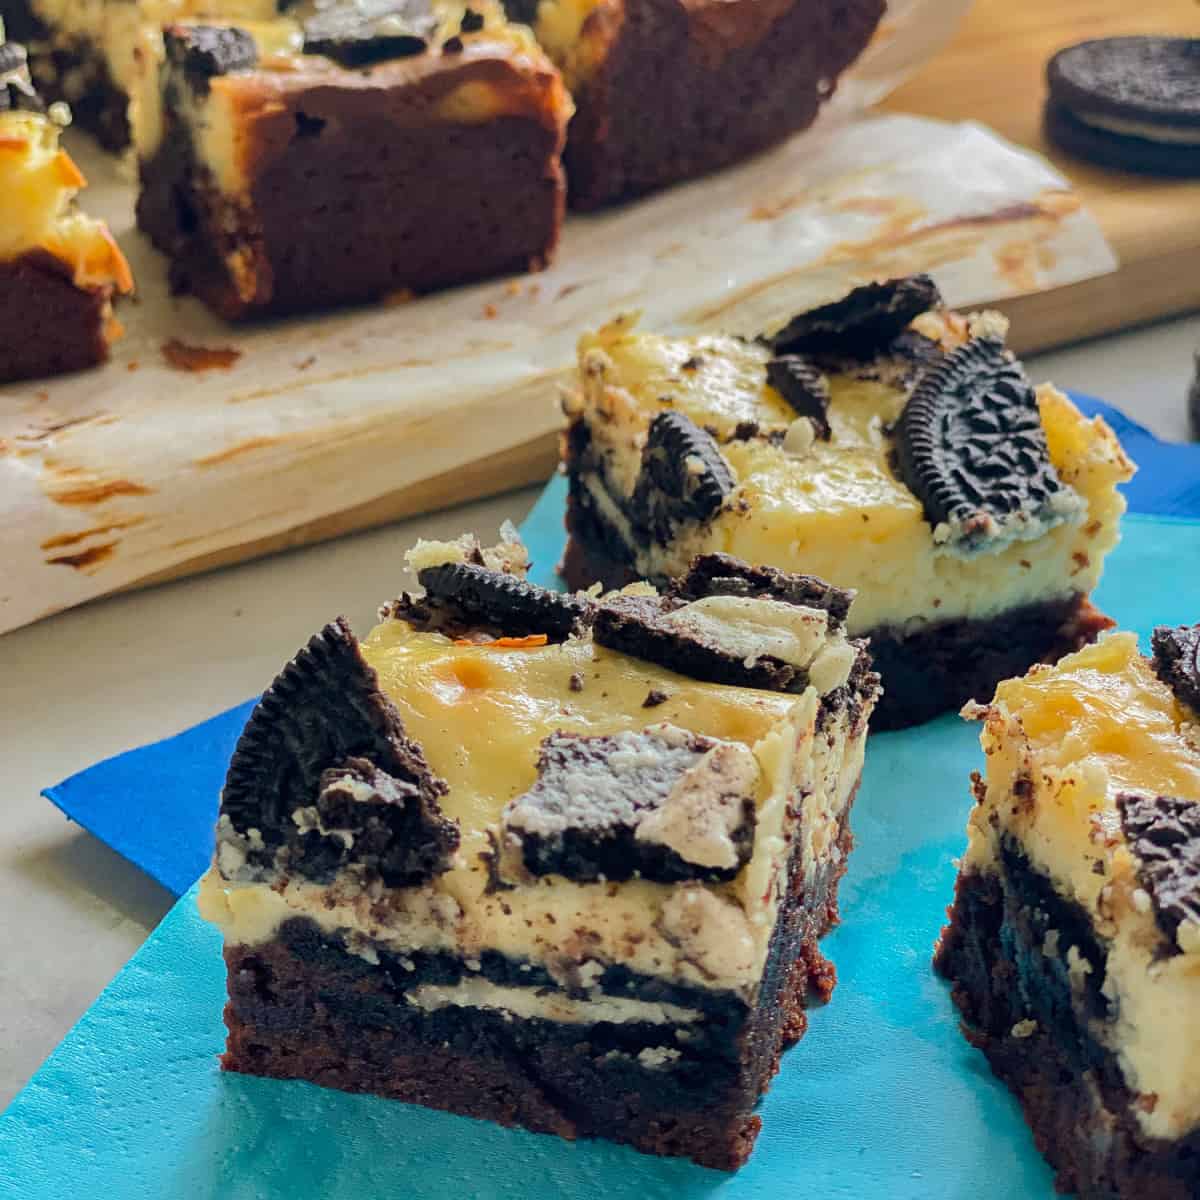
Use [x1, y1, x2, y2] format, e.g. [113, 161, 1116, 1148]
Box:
[134, 6, 570, 320]
[517, 0, 885, 209]
[935, 626, 1200, 1199]
[560, 275, 1135, 729]
[0, 31, 133, 383]
[199, 527, 880, 1169]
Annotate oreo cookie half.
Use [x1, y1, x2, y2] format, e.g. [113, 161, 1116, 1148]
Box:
[1045, 38, 1200, 178]
[894, 336, 1080, 554]
[302, 0, 440, 67]
[766, 355, 831, 440]
[1117, 791, 1200, 950]
[1152, 623, 1200, 716]
[500, 727, 758, 884]
[218, 617, 457, 886]
[409, 560, 594, 642]
[768, 275, 942, 360]
[630, 411, 734, 545]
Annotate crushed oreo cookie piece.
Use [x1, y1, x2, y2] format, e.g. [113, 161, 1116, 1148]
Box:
[643, 688, 669, 708]
[500, 727, 757, 884]
[630, 411, 734, 544]
[1117, 792, 1200, 949]
[769, 275, 942, 359]
[894, 336, 1077, 553]
[409, 561, 593, 642]
[163, 25, 258, 92]
[0, 39, 42, 112]
[459, 7, 485, 32]
[766, 355, 831, 439]
[219, 617, 455, 884]
[594, 588, 859, 697]
[303, 0, 439, 67]
[1152, 623, 1200, 715]
[672, 553, 854, 630]
[305, 757, 459, 887]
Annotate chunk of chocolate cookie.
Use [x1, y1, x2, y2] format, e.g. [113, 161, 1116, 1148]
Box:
[1045, 38, 1200, 178]
[671, 553, 854, 630]
[594, 586, 862, 697]
[894, 336, 1081, 554]
[1152, 623, 1200, 716]
[219, 617, 455, 885]
[630, 411, 734, 545]
[409, 561, 594, 642]
[766, 355, 831, 440]
[768, 275, 942, 359]
[302, 0, 440, 67]
[163, 25, 258, 93]
[1117, 791, 1200, 949]
[500, 726, 758, 884]
[0, 39, 42, 112]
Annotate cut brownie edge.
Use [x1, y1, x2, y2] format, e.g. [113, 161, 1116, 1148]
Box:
[0, 250, 114, 383]
[561, 492, 1113, 731]
[935, 853, 1200, 1200]
[219, 793, 857, 1171]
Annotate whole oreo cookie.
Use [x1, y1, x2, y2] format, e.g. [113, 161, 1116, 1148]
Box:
[303, 0, 440, 67]
[630, 411, 734, 545]
[768, 275, 942, 360]
[894, 337, 1080, 554]
[1045, 38, 1200, 177]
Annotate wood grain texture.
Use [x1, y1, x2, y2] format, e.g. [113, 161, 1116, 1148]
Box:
[882, 0, 1200, 351]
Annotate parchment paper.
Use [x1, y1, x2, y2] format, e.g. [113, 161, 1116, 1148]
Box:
[0, 0, 1120, 635]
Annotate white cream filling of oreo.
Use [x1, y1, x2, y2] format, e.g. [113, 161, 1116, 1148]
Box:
[1074, 109, 1200, 146]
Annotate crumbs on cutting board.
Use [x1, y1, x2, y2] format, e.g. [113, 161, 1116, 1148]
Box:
[161, 339, 242, 372]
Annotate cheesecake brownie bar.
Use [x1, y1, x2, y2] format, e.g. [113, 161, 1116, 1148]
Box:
[936, 626, 1200, 1199]
[135, 7, 570, 319]
[199, 527, 880, 1168]
[0, 31, 133, 383]
[561, 276, 1135, 729]
[523, 0, 885, 209]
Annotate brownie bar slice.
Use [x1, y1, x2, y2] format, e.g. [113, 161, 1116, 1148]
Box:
[0, 32, 133, 383]
[935, 627, 1200, 1198]
[199, 529, 880, 1169]
[136, 12, 570, 320]
[559, 277, 1134, 728]
[525, 0, 885, 209]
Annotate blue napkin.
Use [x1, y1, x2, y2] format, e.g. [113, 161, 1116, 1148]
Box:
[41, 396, 1199, 899]
[4, 395, 1199, 1199]
[5, 513, 1200, 1199]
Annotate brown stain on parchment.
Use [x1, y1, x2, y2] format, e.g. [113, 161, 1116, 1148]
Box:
[45, 541, 118, 571]
[192, 436, 284, 467]
[40, 516, 145, 551]
[48, 478, 155, 506]
[692, 188, 1079, 325]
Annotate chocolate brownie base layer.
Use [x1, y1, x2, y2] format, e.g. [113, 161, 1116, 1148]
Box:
[562, 0, 885, 209]
[221, 798, 856, 1170]
[560, 496, 1113, 731]
[0, 251, 112, 383]
[935, 848, 1200, 1199]
[137, 63, 566, 321]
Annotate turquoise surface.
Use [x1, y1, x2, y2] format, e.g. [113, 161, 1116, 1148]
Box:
[4, 511, 1200, 1199]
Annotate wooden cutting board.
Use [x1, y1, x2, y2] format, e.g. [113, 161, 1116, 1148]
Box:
[883, 0, 1200, 350]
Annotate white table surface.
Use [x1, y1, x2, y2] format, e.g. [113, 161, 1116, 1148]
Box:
[1, 313, 1197, 1109]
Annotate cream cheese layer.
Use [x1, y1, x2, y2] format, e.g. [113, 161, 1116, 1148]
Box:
[963, 633, 1200, 1141]
[0, 110, 132, 290]
[203, 614, 867, 999]
[568, 316, 1133, 635]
